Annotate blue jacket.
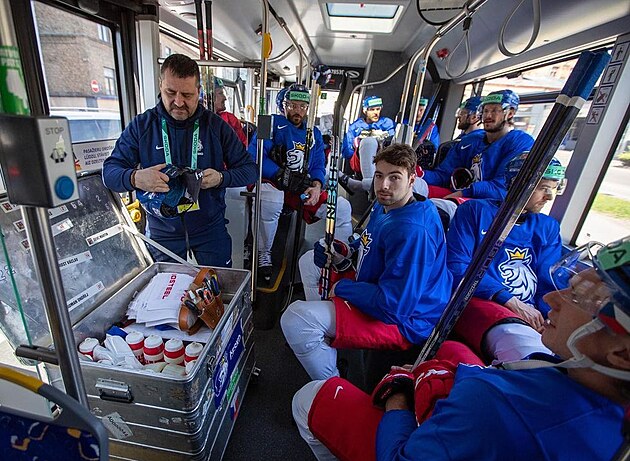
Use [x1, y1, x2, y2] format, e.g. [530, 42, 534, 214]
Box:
[334, 200, 452, 344]
[377, 365, 623, 461]
[102, 101, 257, 239]
[247, 115, 326, 186]
[423, 129, 534, 199]
[447, 199, 561, 315]
[414, 120, 440, 150]
[342, 116, 396, 159]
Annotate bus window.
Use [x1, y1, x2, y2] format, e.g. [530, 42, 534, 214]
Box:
[577, 119, 630, 245]
[33, 2, 123, 143]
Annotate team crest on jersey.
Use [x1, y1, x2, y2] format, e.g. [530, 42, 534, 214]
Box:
[286, 141, 305, 171]
[197, 139, 204, 155]
[354, 229, 373, 274]
[470, 153, 483, 182]
[499, 247, 538, 302]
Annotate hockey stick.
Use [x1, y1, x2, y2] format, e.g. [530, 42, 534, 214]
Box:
[282, 72, 324, 310]
[319, 134, 341, 299]
[413, 50, 610, 368]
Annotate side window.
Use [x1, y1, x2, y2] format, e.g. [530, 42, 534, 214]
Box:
[33, 2, 123, 170]
[576, 119, 630, 244]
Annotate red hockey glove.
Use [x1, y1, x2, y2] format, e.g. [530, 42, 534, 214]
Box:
[371, 368, 415, 409]
[412, 359, 458, 423]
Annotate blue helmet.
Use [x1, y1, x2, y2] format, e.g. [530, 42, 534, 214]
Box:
[213, 77, 224, 89]
[480, 90, 520, 113]
[363, 95, 383, 110]
[505, 151, 566, 189]
[284, 83, 311, 104]
[276, 87, 288, 114]
[460, 96, 482, 113]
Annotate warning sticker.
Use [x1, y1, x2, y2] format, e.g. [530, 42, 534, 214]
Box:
[86, 224, 122, 246]
[12, 219, 25, 233]
[58, 251, 92, 270]
[51, 218, 73, 236]
[48, 205, 69, 219]
[102, 412, 133, 440]
[67, 281, 104, 312]
[1, 200, 18, 213]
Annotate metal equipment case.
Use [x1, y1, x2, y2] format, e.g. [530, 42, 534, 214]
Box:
[0, 174, 255, 460]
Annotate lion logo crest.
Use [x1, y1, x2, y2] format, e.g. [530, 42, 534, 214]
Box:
[499, 247, 537, 302]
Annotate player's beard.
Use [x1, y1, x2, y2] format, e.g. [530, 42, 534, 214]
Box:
[484, 119, 506, 133]
[289, 112, 304, 126]
[457, 120, 471, 131]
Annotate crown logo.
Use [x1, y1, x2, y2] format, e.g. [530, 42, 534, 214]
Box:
[506, 248, 527, 260]
[294, 142, 305, 151]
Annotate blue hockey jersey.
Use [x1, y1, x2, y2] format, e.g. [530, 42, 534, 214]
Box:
[342, 116, 396, 159]
[334, 200, 452, 344]
[423, 129, 534, 199]
[376, 365, 623, 461]
[102, 100, 257, 239]
[247, 114, 326, 186]
[446, 199, 561, 315]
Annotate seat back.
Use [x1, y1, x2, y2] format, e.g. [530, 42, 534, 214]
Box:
[0, 365, 109, 461]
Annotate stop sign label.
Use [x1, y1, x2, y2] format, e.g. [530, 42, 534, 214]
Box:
[91, 80, 100, 93]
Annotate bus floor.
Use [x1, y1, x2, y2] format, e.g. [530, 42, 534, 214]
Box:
[223, 322, 317, 460]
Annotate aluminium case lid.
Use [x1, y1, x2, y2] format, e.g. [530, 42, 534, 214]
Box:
[0, 173, 151, 349]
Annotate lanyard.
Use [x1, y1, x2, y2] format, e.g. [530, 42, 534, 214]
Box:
[161, 118, 200, 169]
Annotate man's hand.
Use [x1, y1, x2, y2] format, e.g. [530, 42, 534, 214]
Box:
[444, 190, 463, 199]
[504, 297, 544, 332]
[201, 168, 222, 189]
[133, 163, 169, 192]
[304, 182, 321, 206]
[385, 393, 412, 412]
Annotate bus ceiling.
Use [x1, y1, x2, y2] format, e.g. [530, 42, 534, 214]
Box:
[158, 0, 629, 83]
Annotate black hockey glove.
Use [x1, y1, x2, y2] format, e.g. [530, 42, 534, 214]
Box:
[450, 167, 474, 190]
[268, 144, 287, 167]
[415, 141, 437, 170]
[273, 168, 312, 194]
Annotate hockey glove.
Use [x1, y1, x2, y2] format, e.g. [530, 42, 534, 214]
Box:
[412, 359, 457, 424]
[273, 168, 312, 194]
[371, 368, 415, 409]
[415, 141, 437, 170]
[450, 167, 474, 190]
[313, 238, 353, 271]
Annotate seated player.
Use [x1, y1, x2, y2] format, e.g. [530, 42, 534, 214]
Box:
[247, 83, 352, 282]
[423, 90, 534, 201]
[292, 236, 629, 461]
[339, 96, 396, 195]
[281, 143, 452, 380]
[447, 153, 566, 333]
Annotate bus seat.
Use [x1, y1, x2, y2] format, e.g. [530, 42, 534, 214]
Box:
[0, 364, 109, 461]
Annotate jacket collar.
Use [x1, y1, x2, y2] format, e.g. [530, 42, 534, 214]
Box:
[156, 99, 204, 128]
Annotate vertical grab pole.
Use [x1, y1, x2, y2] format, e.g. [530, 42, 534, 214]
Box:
[0, 0, 88, 406]
[251, 0, 272, 300]
[413, 50, 611, 368]
[204, 0, 213, 60]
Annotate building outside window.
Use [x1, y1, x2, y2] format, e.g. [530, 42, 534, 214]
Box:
[103, 67, 116, 96]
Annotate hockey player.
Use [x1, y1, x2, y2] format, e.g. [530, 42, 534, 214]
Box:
[423, 90, 534, 201]
[213, 77, 247, 146]
[103, 54, 257, 267]
[281, 143, 452, 380]
[247, 83, 352, 281]
[339, 96, 396, 194]
[413, 97, 440, 150]
[455, 96, 483, 138]
[419, 96, 483, 173]
[292, 236, 629, 461]
[448, 153, 566, 331]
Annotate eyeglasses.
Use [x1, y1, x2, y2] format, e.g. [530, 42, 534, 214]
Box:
[481, 107, 506, 116]
[286, 102, 308, 111]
